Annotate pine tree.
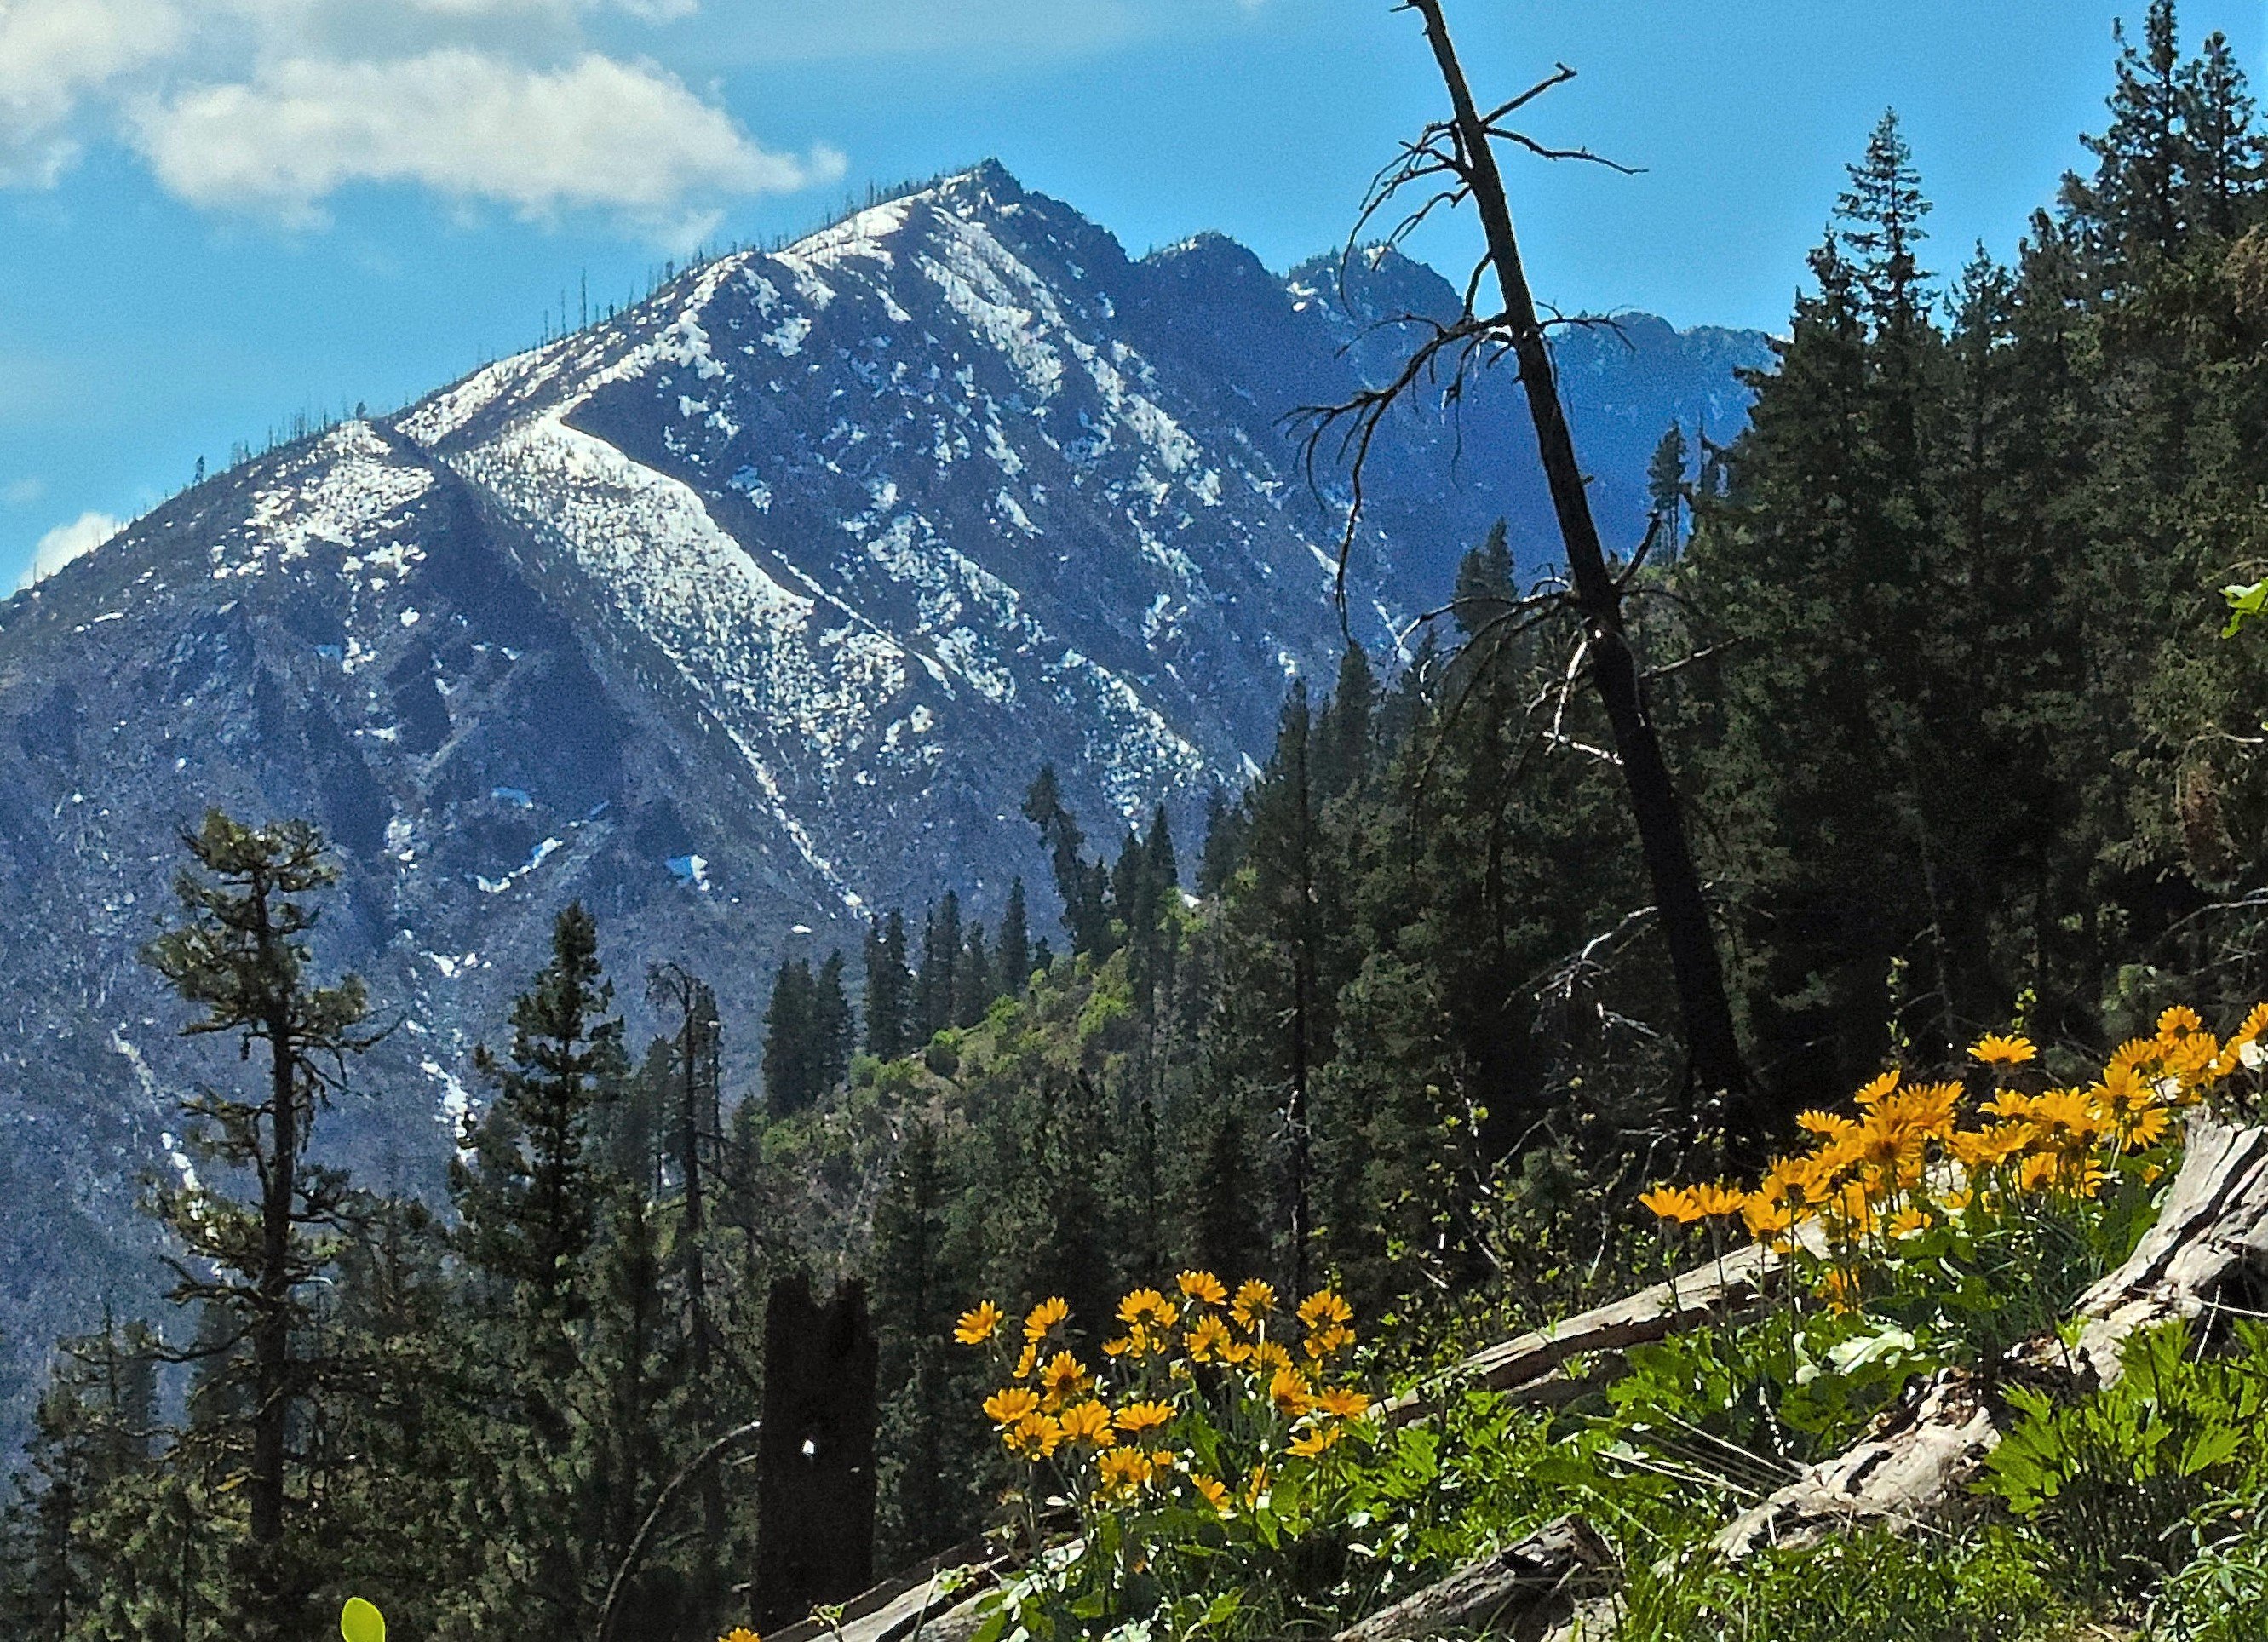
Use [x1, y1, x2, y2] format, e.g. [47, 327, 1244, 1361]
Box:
[1196, 787, 1249, 899]
[452, 904, 626, 1335]
[649, 962, 726, 1628]
[1646, 422, 1690, 554]
[1313, 645, 1378, 807]
[763, 958, 816, 1116]
[1837, 109, 1934, 331]
[863, 911, 915, 1059]
[812, 950, 854, 1093]
[1023, 766, 1112, 956]
[139, 812, 373, 1640]
[956, 924, 993, 1028]
[2179, 29, 2265, 238]
[2066, 0, 2187, 262]
[996, 879, 1032, 996]
[870, 1122, 973, 1564]
[916, 892, 962, 1039]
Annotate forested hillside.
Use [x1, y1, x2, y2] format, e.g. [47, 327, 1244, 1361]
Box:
[12, 3, 2268, 1640]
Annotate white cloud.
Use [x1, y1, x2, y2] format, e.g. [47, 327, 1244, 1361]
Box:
[20, 510, 121, 590]
[0, 0, 840, 238]
[3, 478, 43, 506]
[132, 49, 840, 229]
[0, 0, 182, 183]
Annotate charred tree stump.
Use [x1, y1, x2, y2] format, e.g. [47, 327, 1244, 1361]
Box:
[755, 1275, 881, 1628]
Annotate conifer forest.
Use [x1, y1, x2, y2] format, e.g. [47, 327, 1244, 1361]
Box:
[19, 3, 2268, 1639]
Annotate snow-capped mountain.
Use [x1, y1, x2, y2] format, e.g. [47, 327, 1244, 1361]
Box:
[0, 162, 1768, 1433]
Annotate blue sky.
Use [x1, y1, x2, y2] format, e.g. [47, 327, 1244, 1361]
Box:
[1, 0, 2260, 590]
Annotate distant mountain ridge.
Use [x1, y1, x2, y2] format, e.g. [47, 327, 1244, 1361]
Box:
[0, 161, 1771, 1439]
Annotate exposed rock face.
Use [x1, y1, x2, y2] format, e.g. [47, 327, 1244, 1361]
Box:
[0, 162, 1767, 1438]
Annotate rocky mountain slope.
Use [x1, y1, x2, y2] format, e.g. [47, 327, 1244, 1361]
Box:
[0, 162, 1768, 1434]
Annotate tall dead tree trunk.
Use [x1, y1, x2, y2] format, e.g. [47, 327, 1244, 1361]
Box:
[1405, 0, 1746, 1116]
[1326, 1, 1750, 1123]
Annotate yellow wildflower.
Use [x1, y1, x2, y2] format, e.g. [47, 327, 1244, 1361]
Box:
[1315, 1386, 1372, 1419]
[1304, 1323, 1356, 1360]
[1177, 1270, 1228, 1306]
[720, 1630, 761, 1642]
[954, 1301, 1003, 1346]
[1012, 1343, 1036, 1381]
[1003, 1411, 1063, 1460]
[1113, 1399, 1175, 1437]
[1232, 1280, 1277, 1328]
[1036, 1351, 1090, 1409]
[1886, 1205, 1932, 1240]
[1690, 1181, 1748, 1220]
[1853, 1069, 1901, 1106]
[1095, 1448, 1154, 1500]
[1743, 1193, 1795, 1238]
[1297, 1289, 1353, 1331]
[1639, 1185, 1702, 1225]
[1821, 1266, 1863, 1314]
[1189, 1473, 1232, 1515]
[1967, 1034, 2036, 1069]
[2124, 1105, 2173, 1150]
[1287, 1425, 1343, 1457]
[1186, 1313, 1234, 1364]
[1117, 1288, 1180, 1330]
[1023, 1296, 1069, 1344]
[982, 1387, 1040, 1427]
[1268, 1366, 1313, 1418]
[2159, 1005, 2205, 1040]
[1253, 1340, 1295, 1376]
[1059, 1400, 1115, 1447]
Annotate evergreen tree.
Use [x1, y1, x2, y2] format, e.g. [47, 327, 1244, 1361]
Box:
[864, 910, 915, 1059]
[2066, 0, 2188, 262]
[916, 892, 962, 1040]
[996, 878, 1032, 996]
[1023, 766, 1113, 956]
[812, 950, 855, 1093]
[1837, 109, 1934, 330]
[452, 904, 625, 1333]
[956, 924, 994, 1028]
[763, 958, 816, 1116]
[1646, 422, 1690, 554]
[870, 1122, 974, 1564]
[2179, 28, 2265, 238]
[649, 962, 726, 1628]
[140, 812, 373, 1640]
[1196, 787, 1249, 899]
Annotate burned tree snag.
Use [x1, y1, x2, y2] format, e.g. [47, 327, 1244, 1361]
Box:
[755, 1275, 881, 1628]
[1313, 0, 1751, 1125]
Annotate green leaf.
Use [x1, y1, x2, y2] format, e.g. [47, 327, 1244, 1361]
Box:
[2223, 579, 2268, 638]
[341, 1598, 386, 1642]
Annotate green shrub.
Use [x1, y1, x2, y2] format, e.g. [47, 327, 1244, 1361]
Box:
[1979, 1319, 2268, 1599]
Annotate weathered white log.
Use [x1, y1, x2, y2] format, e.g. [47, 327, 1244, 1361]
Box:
[1332, 1515, 1617, 1642]
[762, 1542, 1007, 1642]
[1713, 1367, 1999, 1558]
[1389, 1226, 1828, 1422]
[1719, 1116, 2268, 1559]
[2040, 1114, 2268, 1389]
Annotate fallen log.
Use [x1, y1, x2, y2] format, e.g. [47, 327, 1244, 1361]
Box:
[1388, 1229, 1823, 1423]
[1332, 1515, 1617, 1642]
[1713, 1367, 1998, 1558]
[2037, 1114, 2268, 1390]
[1719, 1115, 2268, 1559]
[761, 1538, 1007, 1642]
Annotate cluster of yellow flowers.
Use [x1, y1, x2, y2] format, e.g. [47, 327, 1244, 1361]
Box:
[1640, 1005, 2267, 1306]
[956, 1273, 1373, 1516]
